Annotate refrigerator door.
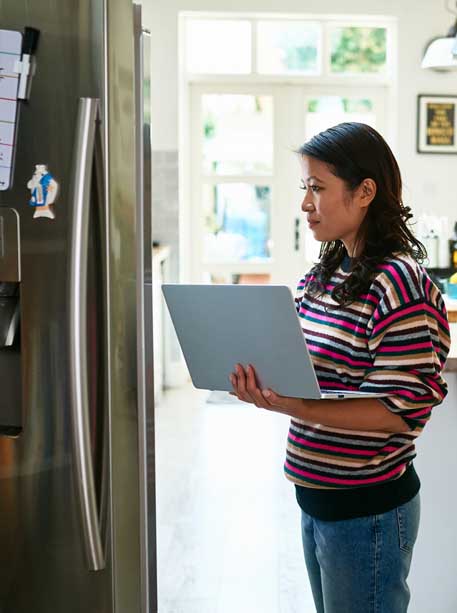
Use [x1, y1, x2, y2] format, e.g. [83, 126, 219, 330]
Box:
[0, 1, 143, 611]
[134, 5, 158, 611]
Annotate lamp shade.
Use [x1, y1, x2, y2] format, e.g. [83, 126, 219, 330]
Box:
[422, 36, 457, 69]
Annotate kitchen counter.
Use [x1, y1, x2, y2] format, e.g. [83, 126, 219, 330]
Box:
[153, 244, 171, 264]
[444, 296, 457, 371]
[444, 295, 457, 323]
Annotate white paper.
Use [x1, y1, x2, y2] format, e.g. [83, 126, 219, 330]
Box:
[0, 29, 22, 190]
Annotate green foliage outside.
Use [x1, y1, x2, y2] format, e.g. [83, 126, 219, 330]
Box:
[331, 27, 386, 73]
[307, 97, 373, 113]
[203, 114, 216, 139]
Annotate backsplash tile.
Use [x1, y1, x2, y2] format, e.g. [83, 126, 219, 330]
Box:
[151, 150, 179, 282]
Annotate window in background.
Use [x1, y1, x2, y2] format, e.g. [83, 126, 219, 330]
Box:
[202, 94, 273, 175]
[330, 27, 387, 74]
[186, 19, 252, 74]
[183, 14, 395, 283]
[305, 96, 376, 138]
[202, 183, 272, 264]
[257, 21, 321, 75]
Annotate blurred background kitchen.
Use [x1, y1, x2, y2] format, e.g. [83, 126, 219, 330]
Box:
[144, 1, 457, 611]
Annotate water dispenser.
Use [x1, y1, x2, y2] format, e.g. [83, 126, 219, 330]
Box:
[0, 208, 22, 435]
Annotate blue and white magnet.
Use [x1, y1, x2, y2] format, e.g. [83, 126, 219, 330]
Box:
[27, 164, 58, 219]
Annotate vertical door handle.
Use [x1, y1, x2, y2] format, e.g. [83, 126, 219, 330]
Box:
[294, 217, 300, 251]
[68, 97, 105, 571]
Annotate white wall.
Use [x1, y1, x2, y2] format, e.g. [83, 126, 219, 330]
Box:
[143, 0, 457, 221]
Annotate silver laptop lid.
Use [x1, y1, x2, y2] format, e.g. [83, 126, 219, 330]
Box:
[162, 284, 323, 399]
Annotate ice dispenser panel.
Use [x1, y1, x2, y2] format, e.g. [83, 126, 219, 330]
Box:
[0, 207, 22, 435]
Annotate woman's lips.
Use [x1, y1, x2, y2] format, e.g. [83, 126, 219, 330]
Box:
[308, 221, 319, 229]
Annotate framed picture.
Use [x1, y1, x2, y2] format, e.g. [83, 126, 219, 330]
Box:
[417, 94, 457, 153]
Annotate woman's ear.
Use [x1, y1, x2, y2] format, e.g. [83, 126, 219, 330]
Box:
[358, 178, 377, 208]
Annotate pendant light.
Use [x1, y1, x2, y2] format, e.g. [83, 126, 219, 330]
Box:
[422, 1, 457, 70]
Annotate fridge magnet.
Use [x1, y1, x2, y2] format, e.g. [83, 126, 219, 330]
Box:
[27, 164, 59, 219]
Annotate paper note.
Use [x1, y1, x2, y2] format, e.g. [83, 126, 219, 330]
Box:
[0, 29, 22, 191]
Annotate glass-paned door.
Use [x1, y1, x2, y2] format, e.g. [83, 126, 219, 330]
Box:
[191, 86, 278, 285]
[190, 84, 389, 286]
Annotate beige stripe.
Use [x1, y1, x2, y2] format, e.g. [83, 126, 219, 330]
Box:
[374, 353, 441, 366]
[290, 418, 392, 438]
[303, 320, 369, 348]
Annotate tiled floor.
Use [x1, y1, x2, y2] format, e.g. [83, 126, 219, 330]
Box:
[155, 373, 457, 613]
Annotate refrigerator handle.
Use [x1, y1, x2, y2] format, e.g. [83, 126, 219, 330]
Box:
[69, 97, 105, 571]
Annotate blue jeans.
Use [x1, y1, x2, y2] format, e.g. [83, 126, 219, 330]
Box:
[301, 493, 420, 613]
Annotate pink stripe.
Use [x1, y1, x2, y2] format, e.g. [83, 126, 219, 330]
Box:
[301, 309, 365, 334]
[308, 344, 372, 367]
[360, 291, 379, 302]
[289, 432, 380, 456]
[379, 264, 409, 302]
[407, 406, 432, 418]
[424, 375, 444, 394]
[408, 370, 443, 394]
[377, 341, 432, 353]
[382, 388, 435, 401]
[319, 381, 358, 390]
[285, 460, 406, 486]
[373, 302, 448, 334]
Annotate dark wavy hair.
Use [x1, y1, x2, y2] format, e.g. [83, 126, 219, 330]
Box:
[298, 122, 426, 306]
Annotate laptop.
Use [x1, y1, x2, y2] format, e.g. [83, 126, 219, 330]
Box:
[162, 284, 387, 400]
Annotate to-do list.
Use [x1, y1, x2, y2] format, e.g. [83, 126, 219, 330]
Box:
[0, 29, 22, 191]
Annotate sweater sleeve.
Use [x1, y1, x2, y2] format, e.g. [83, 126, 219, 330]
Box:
[359, 260, 451, 430]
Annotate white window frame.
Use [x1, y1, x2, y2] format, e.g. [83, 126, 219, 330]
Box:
[178, 12, 398, 283]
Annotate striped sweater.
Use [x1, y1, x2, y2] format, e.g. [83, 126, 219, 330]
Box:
[285, 254, 450, 491]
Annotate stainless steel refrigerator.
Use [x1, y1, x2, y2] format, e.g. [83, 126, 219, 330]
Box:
[0, 1, 157, 611]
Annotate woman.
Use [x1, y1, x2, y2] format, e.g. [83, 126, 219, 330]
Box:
[230, 122, 450, 613]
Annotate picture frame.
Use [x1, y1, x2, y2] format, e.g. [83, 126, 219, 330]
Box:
[417, 94, 457, 154]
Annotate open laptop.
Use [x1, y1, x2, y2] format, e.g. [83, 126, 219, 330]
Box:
[162, 284, 387, 400]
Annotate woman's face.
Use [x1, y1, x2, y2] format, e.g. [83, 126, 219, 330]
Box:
[299, 155, 372, 256]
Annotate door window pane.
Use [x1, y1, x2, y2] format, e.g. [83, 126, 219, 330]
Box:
[257, 21, 320, 74]
[202, 95, 273, 175]
[330, 27, 387, 74]
[202, 184, 271, 263]
[305, 96, 376, 139]
[186, 20, 251, 74]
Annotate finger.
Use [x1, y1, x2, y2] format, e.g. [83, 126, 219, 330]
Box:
[236, 364, 255, 403]
[246, 364, 271, 408]
[229, 373, 242, 400]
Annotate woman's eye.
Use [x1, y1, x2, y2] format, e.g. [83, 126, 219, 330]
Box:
[299, 184, 321, 193]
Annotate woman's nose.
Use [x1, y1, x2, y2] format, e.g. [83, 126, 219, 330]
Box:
[301, 198, 315, 213]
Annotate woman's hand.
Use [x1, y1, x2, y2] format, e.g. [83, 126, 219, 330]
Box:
[229, 363, 307, 418]
[230, 364, 410, 433]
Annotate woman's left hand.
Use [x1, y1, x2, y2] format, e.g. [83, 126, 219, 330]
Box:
[229, 363, 307, 418]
